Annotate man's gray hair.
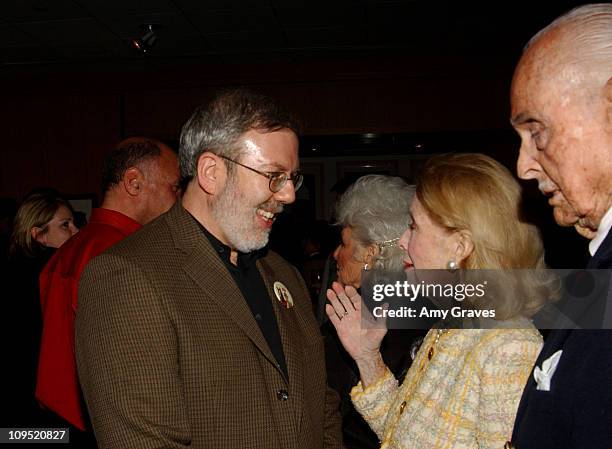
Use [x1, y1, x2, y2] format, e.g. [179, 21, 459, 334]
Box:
[335, 174, 414, 271]
[179, 88, 300, 181]
[525, 3, 612, 80]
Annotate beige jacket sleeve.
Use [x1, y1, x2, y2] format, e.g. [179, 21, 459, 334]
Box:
[350, 367, 399, 438]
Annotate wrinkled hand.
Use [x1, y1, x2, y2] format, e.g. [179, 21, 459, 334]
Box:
[325, 282, 388, 363]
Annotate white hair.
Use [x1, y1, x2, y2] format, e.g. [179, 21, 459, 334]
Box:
[335, 174, 414, 271]
[525, 3, 612, 84]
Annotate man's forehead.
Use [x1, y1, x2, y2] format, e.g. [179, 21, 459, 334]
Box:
[241, 127, 297, 143]
[515, 27, 583, 94]
[511, 51, 566, 122]
[510, 64, 539, 125]
[513, 52, 546, 95]
[240, 129, 298, 165]
[242, 136, 262, 154]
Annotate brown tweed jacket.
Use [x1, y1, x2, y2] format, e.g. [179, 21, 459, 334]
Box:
[75, 203, 344, 449]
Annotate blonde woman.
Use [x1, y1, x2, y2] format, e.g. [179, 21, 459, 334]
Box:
[327, 154, 551, 449]
[5, 190, 78, 426]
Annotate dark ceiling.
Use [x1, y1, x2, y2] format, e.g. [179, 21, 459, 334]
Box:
[0, 0, 593, 74]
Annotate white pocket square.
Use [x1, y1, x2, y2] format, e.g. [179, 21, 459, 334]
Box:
[533, 350, 563, 391]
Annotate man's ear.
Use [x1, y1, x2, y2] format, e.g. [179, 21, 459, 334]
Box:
[123, 167, 144, 196]
[196, 152, 224, 195]
[453, 230, 474, 267]
[31, 226, 47, 246]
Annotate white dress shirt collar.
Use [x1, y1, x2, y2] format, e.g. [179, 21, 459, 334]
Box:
[589, 206, 612, 256]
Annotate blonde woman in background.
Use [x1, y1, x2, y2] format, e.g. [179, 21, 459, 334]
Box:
[3, 190, 78, 427]
[9, 191, 78, 256]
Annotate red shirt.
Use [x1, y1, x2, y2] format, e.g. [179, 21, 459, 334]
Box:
[36, 208, 141, 430]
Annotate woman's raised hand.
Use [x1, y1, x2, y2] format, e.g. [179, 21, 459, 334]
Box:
[325, 281, 388, 363]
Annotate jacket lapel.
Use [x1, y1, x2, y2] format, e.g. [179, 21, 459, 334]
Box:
[515, 229, 612, 441]
[513, 328, 572, 438]
[258, 258, 305, 427]
[169, 204, 278, 369]
[588, 228, 612, 269]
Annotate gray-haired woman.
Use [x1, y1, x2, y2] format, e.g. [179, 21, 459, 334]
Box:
[325, 174, 423, 449]
[333, 174, 414, 287]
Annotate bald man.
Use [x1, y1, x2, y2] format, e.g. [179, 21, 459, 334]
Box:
[509, 4, 612, 449]
[36, 138, 180, 436]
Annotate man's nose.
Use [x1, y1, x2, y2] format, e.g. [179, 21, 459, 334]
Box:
[516, 145, 541, 181]
[274, 179, 296, 204]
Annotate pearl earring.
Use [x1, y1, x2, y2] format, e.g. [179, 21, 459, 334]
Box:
[446, 259, 458, 272]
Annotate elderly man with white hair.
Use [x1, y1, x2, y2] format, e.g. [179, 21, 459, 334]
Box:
[508, 4, 612, 449]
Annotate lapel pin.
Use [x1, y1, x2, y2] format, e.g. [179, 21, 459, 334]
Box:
[273, 281, 294, 309]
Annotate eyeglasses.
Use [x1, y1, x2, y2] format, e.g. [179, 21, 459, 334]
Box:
[218, 155, 303, 193]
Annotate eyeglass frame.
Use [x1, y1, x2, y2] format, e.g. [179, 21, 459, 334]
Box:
[217, 154, 303, 193]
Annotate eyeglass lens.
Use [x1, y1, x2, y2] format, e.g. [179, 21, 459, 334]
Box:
[270, 173, 303, 192]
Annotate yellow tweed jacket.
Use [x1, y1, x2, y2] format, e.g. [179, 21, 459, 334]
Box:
[351, 325, 542, 449]
[75, 203, 343, 449]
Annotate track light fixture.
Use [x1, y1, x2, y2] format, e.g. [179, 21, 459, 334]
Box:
[131, 24, 159, 54]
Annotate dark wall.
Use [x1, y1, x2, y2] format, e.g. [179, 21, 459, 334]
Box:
[0, 56, 515, 200]
[1, 92, 121, 200]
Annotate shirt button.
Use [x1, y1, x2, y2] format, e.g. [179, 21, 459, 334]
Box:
[277, 389, 289, 401]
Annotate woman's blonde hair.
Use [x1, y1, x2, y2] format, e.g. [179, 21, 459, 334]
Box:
[10, 191, 71, 258]
[417, 153, 553, 319]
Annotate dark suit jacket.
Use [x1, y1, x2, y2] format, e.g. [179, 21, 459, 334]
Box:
[75, 203, 343, 449]
[511, 229, 612, 449]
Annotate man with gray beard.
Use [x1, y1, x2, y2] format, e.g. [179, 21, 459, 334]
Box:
[75, 89, 344, 449]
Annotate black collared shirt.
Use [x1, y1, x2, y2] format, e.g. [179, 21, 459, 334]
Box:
[191, 215, 288, 380]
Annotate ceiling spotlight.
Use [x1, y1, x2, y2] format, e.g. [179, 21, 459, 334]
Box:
[131, 24, 159, 54]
